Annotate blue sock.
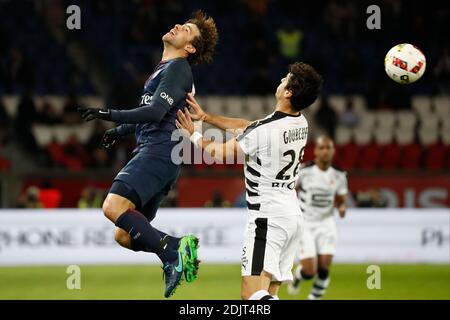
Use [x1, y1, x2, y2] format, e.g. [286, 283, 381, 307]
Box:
[115, 209, 177, 263]
[130, 229, 180, 252]
[155, 229, 181, 250]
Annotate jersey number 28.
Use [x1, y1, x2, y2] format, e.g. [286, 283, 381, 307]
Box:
[276, 147, 305, 180]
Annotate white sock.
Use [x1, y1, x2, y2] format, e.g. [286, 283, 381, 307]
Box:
[294, 265, 303, 280]
[248, 289, 274, 300]
[308, 277, 330, 300]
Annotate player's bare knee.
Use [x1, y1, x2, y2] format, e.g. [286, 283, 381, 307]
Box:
[102, 198, 116, 221]
[301, 266, 316, 278]
[102, 195, 131, 222]
[114, 228, 129, 244]
[241, 289, 252, 300]
[102, 198, 125, 223]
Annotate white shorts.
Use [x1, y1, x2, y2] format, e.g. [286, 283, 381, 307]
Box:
[299, 217, 337, 259]
[241, 214, 303, 282]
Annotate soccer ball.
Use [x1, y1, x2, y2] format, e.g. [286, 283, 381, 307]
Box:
[384, 43, 426, 84]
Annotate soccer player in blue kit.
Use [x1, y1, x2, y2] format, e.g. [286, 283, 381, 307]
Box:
[78, 11, 218, 298]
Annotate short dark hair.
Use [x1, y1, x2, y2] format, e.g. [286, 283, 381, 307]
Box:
[315, 135, 334, 145]
[286, 62, 323, 111]
[187, 10, 218, 65]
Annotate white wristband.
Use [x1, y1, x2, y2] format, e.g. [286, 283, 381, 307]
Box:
[190, 131, 203, 148]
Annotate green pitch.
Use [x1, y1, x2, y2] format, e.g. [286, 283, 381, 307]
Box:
[0, 264, 448, 300]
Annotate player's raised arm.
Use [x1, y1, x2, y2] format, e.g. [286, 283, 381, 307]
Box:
[186, 93, 251, 131]
[176, 108, 244, 162]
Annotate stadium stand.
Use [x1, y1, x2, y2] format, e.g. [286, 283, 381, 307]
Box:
[1, 94, 448, 172]
[0, 0, 448, 208]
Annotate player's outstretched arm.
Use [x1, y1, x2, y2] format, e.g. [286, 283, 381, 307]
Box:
[186, 94, 250, 131]
[78, 102, 168, 124]
[176, 108, 244, 162]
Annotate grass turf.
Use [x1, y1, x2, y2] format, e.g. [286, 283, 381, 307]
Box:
[0, 264, 448, 300]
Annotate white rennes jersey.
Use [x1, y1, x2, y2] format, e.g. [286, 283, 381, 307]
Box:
[236, 111, 309, 217]
[297, 163, 348, 222]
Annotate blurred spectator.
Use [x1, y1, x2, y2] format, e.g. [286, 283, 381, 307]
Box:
[434, 47, 450, 94]
[36, 100, 62, 125]
[91, 148, 112, 168]
[339, 97, 360, 128]
[78, 187, 104, 208]
[276, 23, 303, 60]
[323, 0, 357, 38]
[85, 122, 114, 167]
[17, 186, 42, 208]
[356, 188, 388, 208]
[63, 134, 90, 169]
[47, 135, 91, 170]
[62, 94, 83, 125]
[0, 98, 10, 145]
[315, 97, 337, 138]
[38, 180, 62, 208]
[14, 90, 38, 152]
[4, 46, 34, 93]
[247, 0, 268, 16]
[204, 191, 231, 208]
[244, 39, 274, 94]
[86, 122, 107, 152]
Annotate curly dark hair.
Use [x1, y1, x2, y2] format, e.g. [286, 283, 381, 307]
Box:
[186, 10, 218, 65]
[286, 62, 323, 111]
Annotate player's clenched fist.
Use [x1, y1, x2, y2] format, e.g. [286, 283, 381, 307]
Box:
[78, 107, 112, 122]
[101, 128, 120, 149]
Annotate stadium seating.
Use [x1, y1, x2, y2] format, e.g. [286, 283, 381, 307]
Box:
[334, 143, 359, 170]
[378, 143, 401, 169]
[357, 143, 380, 170]
[425, 143, 447, 170]
[0, 156, 10, 171]
[0, 94, 448, 171]
[399, 143, 423, 169]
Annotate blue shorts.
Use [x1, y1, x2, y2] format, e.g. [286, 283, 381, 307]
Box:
[109, 153, 180, 221]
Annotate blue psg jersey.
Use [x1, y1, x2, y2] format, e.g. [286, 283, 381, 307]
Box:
[133, 57, 194, 157]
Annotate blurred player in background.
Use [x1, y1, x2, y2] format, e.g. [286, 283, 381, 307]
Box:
[77, 11, 218, 298]
[176, 62, 323, 300]
[288, 136, 348, 299]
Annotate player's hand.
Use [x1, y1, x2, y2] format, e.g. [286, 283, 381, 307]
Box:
[78, 107, 112, 122]
[176, 108, 195, 135]
[100, 128, 120, 149]
[338, 206, 346, 218]
[185, 93, 207, 121]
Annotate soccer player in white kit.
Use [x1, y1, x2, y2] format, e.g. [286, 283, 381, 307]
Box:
[176, 62, 323, 300]
[287, 136, 348, 299]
